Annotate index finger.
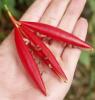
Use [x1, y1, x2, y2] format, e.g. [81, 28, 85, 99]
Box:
[20, 0, 52, 22]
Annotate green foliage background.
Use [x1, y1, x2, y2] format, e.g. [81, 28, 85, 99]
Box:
[0, 0, 95, 100]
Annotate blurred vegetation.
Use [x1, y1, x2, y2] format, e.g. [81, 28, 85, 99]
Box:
[0, 0, 95, 100]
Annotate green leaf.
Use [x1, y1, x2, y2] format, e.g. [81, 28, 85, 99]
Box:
[0, 0, 3, 9]
[80, 52, 90, 68]
[6, 0, 15, 8]
[0, 0, 3, 13]
[90, 68, 95, 88]
[88, 0, 95, 12]
[19, 0, 25, 4]
[25, 0, 34, 6]
[0, 32, 7, 42]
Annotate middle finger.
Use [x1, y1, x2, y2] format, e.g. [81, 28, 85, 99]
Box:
[40, 0, 70, 25]
[39, 0, 70, 60]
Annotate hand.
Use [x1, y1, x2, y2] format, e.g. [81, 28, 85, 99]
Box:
[0, 0, 88, 100]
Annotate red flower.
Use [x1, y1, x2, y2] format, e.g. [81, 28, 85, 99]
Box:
[4, 4, 93, 95]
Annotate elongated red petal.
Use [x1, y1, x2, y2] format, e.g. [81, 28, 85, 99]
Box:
[28, 43, 66, 80]
[14, 27, 46, 95]
[20, 25, 67, 80]
[21, 21, 92, 49]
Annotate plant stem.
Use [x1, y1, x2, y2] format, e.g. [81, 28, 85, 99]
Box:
[4, 4, 20, 27]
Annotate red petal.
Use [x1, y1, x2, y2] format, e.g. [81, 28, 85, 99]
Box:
[28, 43, 66, 80]
[21, 21, 92, 49]
[14, 27, 46, 95]
[20, 25, 67, 80]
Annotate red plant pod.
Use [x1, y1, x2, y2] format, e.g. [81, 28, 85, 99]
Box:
[5, 4, 93, 96]
[14, 27, 46, 95]
[28, 43, 65, 79]
[21, 21, 92, 49]
[20, 24, 67, 80]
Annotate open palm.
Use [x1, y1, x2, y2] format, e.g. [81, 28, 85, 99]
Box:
[0, 0, 88, 100]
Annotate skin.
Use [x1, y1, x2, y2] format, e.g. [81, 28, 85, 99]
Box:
[0, 0, 88, 100]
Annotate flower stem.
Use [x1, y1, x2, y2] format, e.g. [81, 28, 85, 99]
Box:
[4, 4, 20, 27]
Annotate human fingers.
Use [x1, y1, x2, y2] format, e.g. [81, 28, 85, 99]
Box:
[50, 0, 86, 57]
[62, 18, 88, 80]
